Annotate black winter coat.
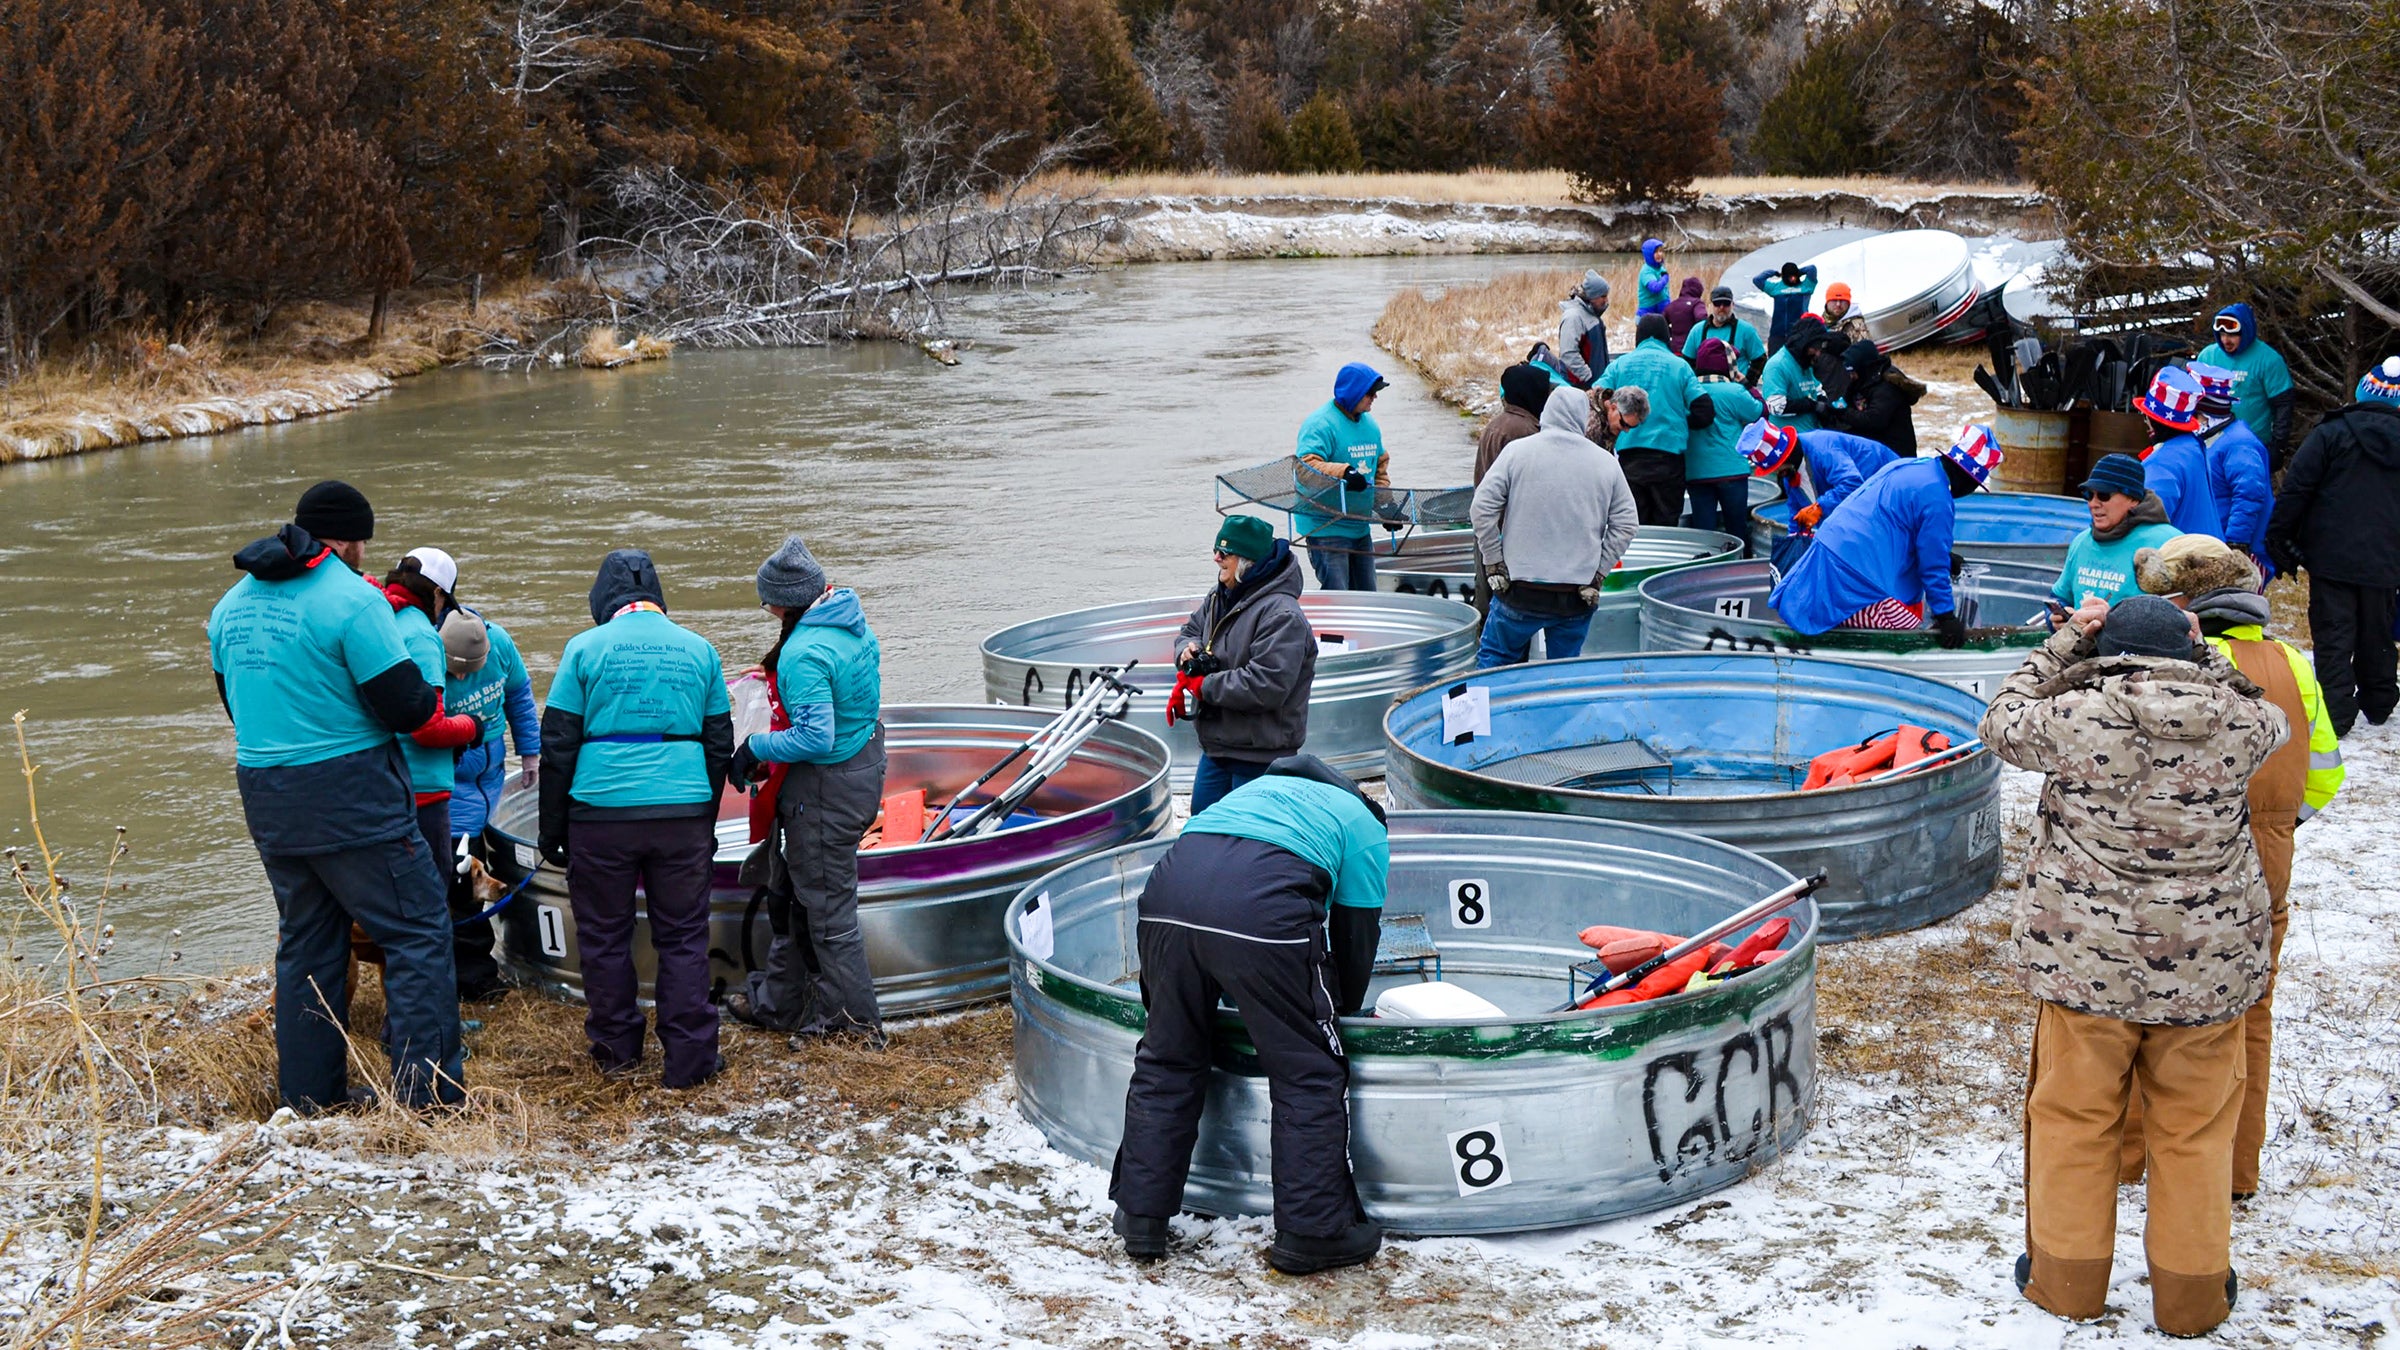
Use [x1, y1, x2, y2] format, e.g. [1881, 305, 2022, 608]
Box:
[1839, 369, 1925, 457]
[2266, 402, 2400, 587]
[1175, 545, 1317, 762]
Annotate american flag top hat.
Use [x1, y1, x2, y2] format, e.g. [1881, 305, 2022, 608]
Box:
[2189, 363, 2240, 410]
[1941, 423, 2004, 486]
[1742, 420, 1801, 473]
[2138, 366, 2206, 430]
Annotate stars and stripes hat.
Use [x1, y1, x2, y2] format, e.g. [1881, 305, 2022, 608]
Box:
[2357, 355, 2400, 406]
[1941, 423, 2003, 487]
[1741, 420, 1802, 473]
[2137, 366, 2206, 431]
[2189, 362, 2240, 411]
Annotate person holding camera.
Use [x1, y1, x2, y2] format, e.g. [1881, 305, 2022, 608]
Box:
[1171, 516, 1317, 814]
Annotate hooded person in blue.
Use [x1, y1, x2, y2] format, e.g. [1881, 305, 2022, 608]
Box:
[725, 536, 888, 1041]
[2190, 365, 2276, 575]
[2204, 303, 2297, 464]
[205, 480, 464, 1114]
[1294, 362, 1395, 592]
[1744, 421, 1898, 534]
[1769, 429, 2000, 645]
[539, 549, 733, 1088]
[2134, 367, 2227, 539]
[1753, 260, 1819, 352]
[1111, 754, 1388, 1275]
[1636, 238, 1670, 317]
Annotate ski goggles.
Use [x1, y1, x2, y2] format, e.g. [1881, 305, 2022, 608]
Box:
[2213, 314, 2243, 333]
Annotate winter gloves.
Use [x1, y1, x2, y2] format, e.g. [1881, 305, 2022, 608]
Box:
[1931, 611, 1968, 649]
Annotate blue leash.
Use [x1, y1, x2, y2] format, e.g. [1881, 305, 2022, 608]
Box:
[455, 865, 541, 929]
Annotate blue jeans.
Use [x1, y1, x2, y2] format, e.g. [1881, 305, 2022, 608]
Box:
[1307, 541, 1378, 591]
[1477, 596, 1594, 668]
[1686, 475, 1755, 556]
[1189, 754, 1271, 815]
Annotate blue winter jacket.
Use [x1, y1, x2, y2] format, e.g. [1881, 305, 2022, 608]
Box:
[1637, 239, 1669, 316]
[1785, 431, 1899, 523]
[2142, 435, 2226, 538]
[2203, 418, 2275, 567]
[446, 613, 540, 837]
[749, 588, 884, 766]
[1769, 458, 1958, 634]
[1753, 266, 1819, 349]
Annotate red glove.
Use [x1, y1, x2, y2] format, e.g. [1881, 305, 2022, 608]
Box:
[1165, 671, 1207, 727]
[1793, 503, 1823, 532]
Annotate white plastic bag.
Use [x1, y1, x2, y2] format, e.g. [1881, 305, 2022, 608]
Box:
[729, 673, 774, 745]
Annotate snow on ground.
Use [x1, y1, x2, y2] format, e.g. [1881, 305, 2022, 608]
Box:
[9, 734, 2397, 1348]
[1109, 198, 1604, 263]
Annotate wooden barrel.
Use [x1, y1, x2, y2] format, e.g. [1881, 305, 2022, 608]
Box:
[1992, 408, 2072, 495]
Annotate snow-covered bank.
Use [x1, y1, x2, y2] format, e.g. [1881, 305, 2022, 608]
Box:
[9, 725, 2394, 1347]
[0, 367, 404, 463]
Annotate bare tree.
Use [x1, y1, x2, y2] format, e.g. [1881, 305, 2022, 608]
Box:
[1136, 12, 1223, 163]
[1430, 0, 1565, 133]
[485, 0, 623, 99]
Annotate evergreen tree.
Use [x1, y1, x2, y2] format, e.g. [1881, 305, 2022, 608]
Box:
[1284, 91, 1362, 171]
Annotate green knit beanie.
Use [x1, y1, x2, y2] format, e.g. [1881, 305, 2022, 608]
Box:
[1213, 515, 1276, 562]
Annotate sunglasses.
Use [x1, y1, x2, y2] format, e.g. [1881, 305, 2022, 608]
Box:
[2083, 490, 2125, 502]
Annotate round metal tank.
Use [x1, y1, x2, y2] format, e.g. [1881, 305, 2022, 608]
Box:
[1638, 558, 2055, 700]
[1754, 491, 2086, 569]
[1010, 811, 1815, 1235]
[1381, 654, 2001, 940]
[980, 592, 1478, 788]
[482, 705, 1172, 1014]
[1383, 526, 1744, 653]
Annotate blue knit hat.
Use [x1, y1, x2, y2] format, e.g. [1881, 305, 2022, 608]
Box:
[2358, 356, 2400, 406]
[2079, 453, 2146, 498]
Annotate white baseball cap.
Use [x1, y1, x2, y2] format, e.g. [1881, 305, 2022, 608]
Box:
[405, 546, 458, 595]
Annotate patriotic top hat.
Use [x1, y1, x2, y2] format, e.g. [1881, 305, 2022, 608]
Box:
[1741, 420, 1802, 473]
[2188, 363, 2240, 411]
[1941, 423, 2003, 487]
[2138, 366, 2206, 431]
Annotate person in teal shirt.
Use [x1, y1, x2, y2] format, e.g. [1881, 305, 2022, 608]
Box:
[726, 536, 888, 1040]
[1758, 316, 1832, 435]
[1607, 314, 1718, 525]
[2206, 303, 2297, 464]
[1294, 362, 1393, 591]
[1685, 338, 1766, 550]
[1112, 754, 1389, 1274]
[1753, 260, 1819, 351]
[539, 549, 732, 1090]
[1636, 238, 1670, 316]
[2049, 454, 2181, 612]
[1683, 285, 1766, 382]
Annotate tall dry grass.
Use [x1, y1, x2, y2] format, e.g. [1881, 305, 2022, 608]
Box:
[1372, 264, 1635, 412]
[1042, 169, 2026, 206]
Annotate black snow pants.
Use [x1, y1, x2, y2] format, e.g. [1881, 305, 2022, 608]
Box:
[1109, 833, 1365, 1239]
[2307, 577, 2399, 733]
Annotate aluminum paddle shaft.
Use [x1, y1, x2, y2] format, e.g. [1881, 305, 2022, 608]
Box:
[1564, 870, 1828, 1010]
[933, 665, 1141, 841]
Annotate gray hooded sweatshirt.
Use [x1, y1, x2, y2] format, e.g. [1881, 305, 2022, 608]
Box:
[1471, 387, 1641, 587]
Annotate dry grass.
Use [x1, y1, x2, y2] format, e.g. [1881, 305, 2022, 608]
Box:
[1815, 897, 2036, 1131]
[576, 326, 673, 369]
[1043, 169, 2027, 206]
[1373, 266, 1599, 411]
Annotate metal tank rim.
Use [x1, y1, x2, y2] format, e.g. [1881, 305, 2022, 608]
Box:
[1636, 557, 2056, 656]
[1752, 491, 2086, 569]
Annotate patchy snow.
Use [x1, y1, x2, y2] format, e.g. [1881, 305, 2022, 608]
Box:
[7, 722, 2395, 1348]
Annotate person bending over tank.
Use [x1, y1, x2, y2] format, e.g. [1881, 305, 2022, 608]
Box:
[1743, 420, 1897, 542]
[1110, 755, 1389, 1274]
[2118, 535, 2342, 1204]
[1294, 363, 1397, 592]
[1767, 425, 2001, 645]
[1979, 593, 2287, 1339]
[1471, 386, 1640, 667]
[540, 550, 733, 1088]
[725, 537, 888, 1043]
[1172, 515, 1315, 815]
[207, 481, 466, 1114]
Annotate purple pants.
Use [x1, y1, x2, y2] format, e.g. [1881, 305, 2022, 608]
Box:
[564, 814, 721, 1086]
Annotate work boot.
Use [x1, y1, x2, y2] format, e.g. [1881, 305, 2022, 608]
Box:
[1113, 1208, 1169, 1263]
[1266, 1220, 1382, 1275]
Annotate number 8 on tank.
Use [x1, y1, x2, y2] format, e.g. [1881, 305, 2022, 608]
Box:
[1447, 1122, 1512, 1195]
[1449, 877, 1490, 928]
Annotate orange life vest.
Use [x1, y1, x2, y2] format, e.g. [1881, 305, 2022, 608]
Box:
[1800, 725, 1950, 791]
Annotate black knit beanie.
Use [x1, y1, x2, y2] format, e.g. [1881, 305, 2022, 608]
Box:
[294, 480, 374, 541]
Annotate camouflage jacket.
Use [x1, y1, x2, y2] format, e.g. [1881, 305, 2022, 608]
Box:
[1979, 625, 2290, 1025]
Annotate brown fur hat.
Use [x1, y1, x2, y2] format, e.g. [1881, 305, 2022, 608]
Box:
[2135, 533, 2260, 598]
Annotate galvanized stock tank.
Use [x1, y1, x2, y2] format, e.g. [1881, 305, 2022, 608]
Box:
[1381, 654, 2001, 939]
[981, 592, 1478, 788]
[1010, 811, 1816, 1235]
[1639, 558, 2057, 701]
[482, 705, 1172, 1014]
[1755, 491, 2087, 570]
[1383, 526, 1746, 654]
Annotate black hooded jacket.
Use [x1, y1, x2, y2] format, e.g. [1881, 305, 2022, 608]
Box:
[2267, 402, 2400, 586]
[1834, 343, 1923, 456]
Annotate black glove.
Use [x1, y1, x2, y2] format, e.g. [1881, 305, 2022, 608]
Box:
[465, 713, 489, 746]
[1931, 611, 1967, 649]
[1375, 498, 1407, 532]
[539, 838, 570, 869]
[1784, 395, 1819, 417]
[2268, 540, 2305, 576]
[1949, 551, 1967, 577]
[729, 741, 762, 791]
[1342, 466, 1370, 491]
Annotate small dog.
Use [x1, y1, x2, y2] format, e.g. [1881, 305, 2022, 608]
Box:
[253, 852, 513, 1027]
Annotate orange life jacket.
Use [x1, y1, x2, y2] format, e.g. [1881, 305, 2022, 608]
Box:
[1800, 725, 1950, 791]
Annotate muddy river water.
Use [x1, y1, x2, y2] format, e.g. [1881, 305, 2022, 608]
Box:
[2, 252, 1647, 972]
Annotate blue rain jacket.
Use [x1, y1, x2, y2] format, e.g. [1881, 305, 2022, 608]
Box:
[1637, 239, 1669, 316]
[2142, 435, 2226, 538]
[2204, 418, 2275, 567]
[1784, 431, 1898, 522]
[749, 588, 884, 766]
[1769, 458, 1958, 634]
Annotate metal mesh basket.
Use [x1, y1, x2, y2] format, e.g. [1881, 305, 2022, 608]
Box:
[1215, 456, 1474, 544]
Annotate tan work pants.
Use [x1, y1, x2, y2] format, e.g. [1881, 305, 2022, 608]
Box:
[2025, 1001, 2245, 1337]
[2123, 815, 2293, 1194]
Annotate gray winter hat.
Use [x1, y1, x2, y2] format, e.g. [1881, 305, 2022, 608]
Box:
[2097, 594, 2197, 660]
[756, 535, 827, 608]
[440, 609, 490, 679]
[1580, 270, 1611, 302]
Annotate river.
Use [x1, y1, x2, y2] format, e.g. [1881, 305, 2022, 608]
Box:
[1, 252, 1642, 974]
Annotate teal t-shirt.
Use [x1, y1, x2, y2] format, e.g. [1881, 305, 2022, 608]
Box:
[1607, 338, 1704, 455]
[1682, 317, 1765, 368]
[547, 609, 728, 809]
[2051, 522, 2182, 608]
[1759, 347, 1821, 434]
[393, 605, 457, 793]
[446, 616, 529, 748]
[1686, 379, 1766, 481]
[2198, 342, 2292, 447]
[774, 588, 884, 764]
[208, 556, 415, 769]
[1184, 775, 1389, 910]
[1293, 399, 1385, 541]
